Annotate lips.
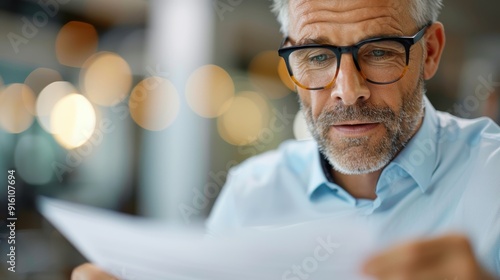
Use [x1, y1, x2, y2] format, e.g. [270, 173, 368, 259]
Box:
[331, 122, 380, 134]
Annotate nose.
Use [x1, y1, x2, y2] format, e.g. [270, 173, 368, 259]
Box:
[329, 54, 371, 105]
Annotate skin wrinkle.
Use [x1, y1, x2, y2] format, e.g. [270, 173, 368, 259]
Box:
[300, 8, 397, 24]
[293, 19, 405, 48]
[288, 24, 407, 47]
[288, 0, 426, 178]
[289, 22, 404, 46]
[289, 1, 408, 44]
[289, 0, 410, 26]
[290, 16, 398, 46]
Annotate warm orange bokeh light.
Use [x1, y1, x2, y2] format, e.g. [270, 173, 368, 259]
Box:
[0, 84, 36, 133]
[217, 91, 269, 146]
[56, 21, 98, 68]
[129, 77, 180, 131]
[248, 51, 293, 99]
[186, 65, 234, 118]
[81, 52, 133, 107]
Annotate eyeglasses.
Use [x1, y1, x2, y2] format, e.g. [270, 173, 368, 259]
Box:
[278, 23, 431, 90]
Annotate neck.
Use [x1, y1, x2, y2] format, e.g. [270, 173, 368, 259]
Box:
[332, 170, 382, 200]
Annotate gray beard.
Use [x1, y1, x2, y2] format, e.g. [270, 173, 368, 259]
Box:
[301, 76, 425, 175]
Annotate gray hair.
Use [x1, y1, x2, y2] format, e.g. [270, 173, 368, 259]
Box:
[271, 0, 443, 35]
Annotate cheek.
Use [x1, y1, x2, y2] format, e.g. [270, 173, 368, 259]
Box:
[298, 89, 330, 119]
[373, 84, 403, 110]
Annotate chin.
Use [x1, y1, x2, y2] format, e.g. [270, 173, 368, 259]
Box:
[321, 135, 395, 175]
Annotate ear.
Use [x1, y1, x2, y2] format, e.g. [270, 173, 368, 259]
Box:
[423, 22, 446, 80]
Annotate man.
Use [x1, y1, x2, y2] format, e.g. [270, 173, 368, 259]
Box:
[73, 0, 500, 279]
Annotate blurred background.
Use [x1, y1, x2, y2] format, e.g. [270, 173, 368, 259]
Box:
[0, 0, 498, 279]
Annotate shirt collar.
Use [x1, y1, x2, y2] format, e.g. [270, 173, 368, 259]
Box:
[307, 95, 440, 198]
[307, 148, 330, 197]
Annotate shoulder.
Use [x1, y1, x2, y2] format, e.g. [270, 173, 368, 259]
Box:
[435, 113, 500, 183]
[231, 139, 318, 180]
[436, 111, 500, 145]
[436, 114, 500, 216]
[206, 140, 318, 232]
[435, 112, 500, 165]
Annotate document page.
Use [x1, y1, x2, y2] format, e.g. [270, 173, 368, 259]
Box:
[38, 197, 376, 280]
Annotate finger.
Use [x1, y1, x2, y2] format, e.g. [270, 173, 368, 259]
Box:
[363, 238, 443, 275]
[362, 234, 471, 277]
[71, 263, 118, 280]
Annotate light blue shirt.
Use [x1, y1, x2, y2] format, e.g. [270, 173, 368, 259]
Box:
[207, 96, 500, 275]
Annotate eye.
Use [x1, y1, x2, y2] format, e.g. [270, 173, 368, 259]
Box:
[310, 54, 329, 62]
[371, 49, 386, 57]
[291, 48, 336, 69]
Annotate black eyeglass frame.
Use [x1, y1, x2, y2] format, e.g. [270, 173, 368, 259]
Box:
[278, 22, 432, 90]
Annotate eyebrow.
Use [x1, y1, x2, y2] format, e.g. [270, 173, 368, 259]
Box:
[289, 32, 404, 47]
[291, 36, 331, 46]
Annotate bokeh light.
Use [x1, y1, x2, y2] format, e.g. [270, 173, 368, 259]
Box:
[0, 84, 35, 133]
[239, 91, 271, 124]
[51, 93, 97, 149]
[24, 68, 62, 98]
[217, 91, 269, 146]
[293, 110, 313, 141]
[37, 81, 78, 133]
[56, 21, 98, 67]
[186, 65, 234, 118]
[248, 50, 292, 99]
[81, 52, 132, 106]
[129, 77, 180, 131]
[14, 134, 54, 185]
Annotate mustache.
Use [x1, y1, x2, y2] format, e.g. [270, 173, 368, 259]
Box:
[315, 102, 397, 126]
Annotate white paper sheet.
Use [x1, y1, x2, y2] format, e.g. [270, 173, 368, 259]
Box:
[38, 197, 377, 280]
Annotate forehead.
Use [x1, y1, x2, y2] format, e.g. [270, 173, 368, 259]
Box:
[288, 0, 413, 45]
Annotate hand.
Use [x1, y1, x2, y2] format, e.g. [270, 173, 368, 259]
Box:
[71, 263, 118, 280]
[362, 234, 497, 280]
